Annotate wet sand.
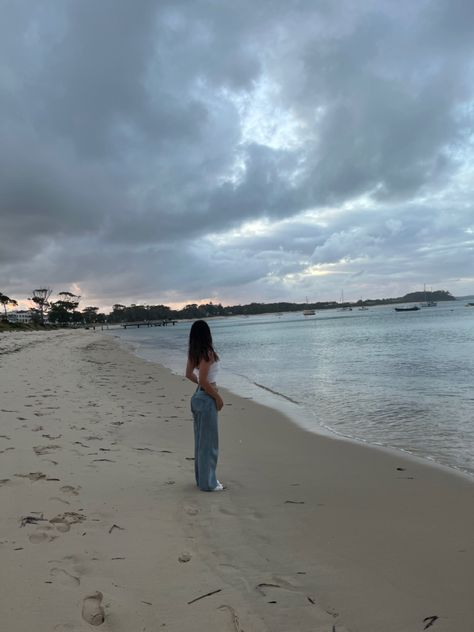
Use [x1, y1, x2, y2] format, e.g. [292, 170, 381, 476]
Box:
[1, 330, 473, 631]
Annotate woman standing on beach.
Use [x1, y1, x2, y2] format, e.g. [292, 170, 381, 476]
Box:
[185, 320, 224, 491]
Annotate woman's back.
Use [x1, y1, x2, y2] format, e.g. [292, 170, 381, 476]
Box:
[195, 358, 219, 384]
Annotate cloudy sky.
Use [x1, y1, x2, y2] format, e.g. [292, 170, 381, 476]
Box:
[1, 0, 473, 311]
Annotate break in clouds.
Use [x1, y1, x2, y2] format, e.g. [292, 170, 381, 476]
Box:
[1, 0, 473, 309]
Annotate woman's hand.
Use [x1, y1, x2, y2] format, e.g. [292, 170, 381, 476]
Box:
[215, 394, 224, 411]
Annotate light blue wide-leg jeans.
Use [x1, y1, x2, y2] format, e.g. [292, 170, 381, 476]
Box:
[190, 387, 219, 491]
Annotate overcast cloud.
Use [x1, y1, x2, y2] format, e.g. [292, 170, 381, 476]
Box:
[1, 0, 473, 309]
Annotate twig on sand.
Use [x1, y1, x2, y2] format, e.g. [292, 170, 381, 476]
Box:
[108, 523, 125, 534]
[20, 514, 47, 527]
[187, 589, 222, 605]
[284, 500, 305, 504]
[423, 616, 439, 629]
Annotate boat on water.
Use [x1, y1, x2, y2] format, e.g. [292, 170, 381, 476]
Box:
[395, 306, 420, 312]
[420, 284, 437, 307]
[338, 290, 352, 311]
[303, 296, 315, 316]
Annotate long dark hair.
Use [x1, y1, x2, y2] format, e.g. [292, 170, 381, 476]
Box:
[188, 320, 219, 367]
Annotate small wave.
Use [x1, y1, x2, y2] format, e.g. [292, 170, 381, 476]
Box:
[252, 381, 301, 405]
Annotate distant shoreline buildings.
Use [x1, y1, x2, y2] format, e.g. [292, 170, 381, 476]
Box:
[6, 310, 34, 324]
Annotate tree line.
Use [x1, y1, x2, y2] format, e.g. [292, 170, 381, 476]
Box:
[1, 288, 456, 326]
[96, 289, 457, 323]
[0, 288, 103, 325]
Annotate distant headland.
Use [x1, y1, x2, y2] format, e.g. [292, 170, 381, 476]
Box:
[155, 289, 455, 321]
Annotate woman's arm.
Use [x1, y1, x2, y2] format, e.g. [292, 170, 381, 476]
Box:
[198, 359, 224, 411]
[185, 357, 198, 384]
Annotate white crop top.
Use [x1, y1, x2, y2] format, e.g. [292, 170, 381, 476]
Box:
[195, 360, 220, 384]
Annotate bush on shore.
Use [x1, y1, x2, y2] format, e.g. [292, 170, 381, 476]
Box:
[0, 320, 56, 332]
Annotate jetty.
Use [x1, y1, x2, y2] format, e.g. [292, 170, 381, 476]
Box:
[122, 320, 178, 329]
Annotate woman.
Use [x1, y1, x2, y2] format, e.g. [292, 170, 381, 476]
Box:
[185, 320, 224, 491]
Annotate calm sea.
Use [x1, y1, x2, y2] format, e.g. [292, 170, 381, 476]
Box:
[112, 299, 474, 477]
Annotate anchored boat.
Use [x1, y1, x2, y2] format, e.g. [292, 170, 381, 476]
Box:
[395, 306, 420, 312]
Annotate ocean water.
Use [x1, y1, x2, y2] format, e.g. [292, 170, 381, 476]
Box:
[112, 300, 474, 477]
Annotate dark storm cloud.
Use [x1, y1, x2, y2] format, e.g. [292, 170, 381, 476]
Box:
[1, 0, 473, 305]
[271, 4, 473, 203]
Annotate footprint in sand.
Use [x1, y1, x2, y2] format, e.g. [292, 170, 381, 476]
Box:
[29, 528, 57, 544]
[50, 511, 86, 532]
[82, 591, 105, 626]
[219, 506, 236, 516]
[178, 552, 192, 563]
[50, 567, 81, 586]
[15, 472, 47, 482]
[50, 519, 71, 533]
[33, 445, 61, 456]
[218, 604, 243, 632]
[60, 485, 81, 496]
[185, 505, 199, 516]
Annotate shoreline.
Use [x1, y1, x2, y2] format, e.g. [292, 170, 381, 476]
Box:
[112, 330, 474, 484]
[1, 330, 473, 631]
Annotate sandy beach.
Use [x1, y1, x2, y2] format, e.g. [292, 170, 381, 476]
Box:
[1, 330, 473, 631]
